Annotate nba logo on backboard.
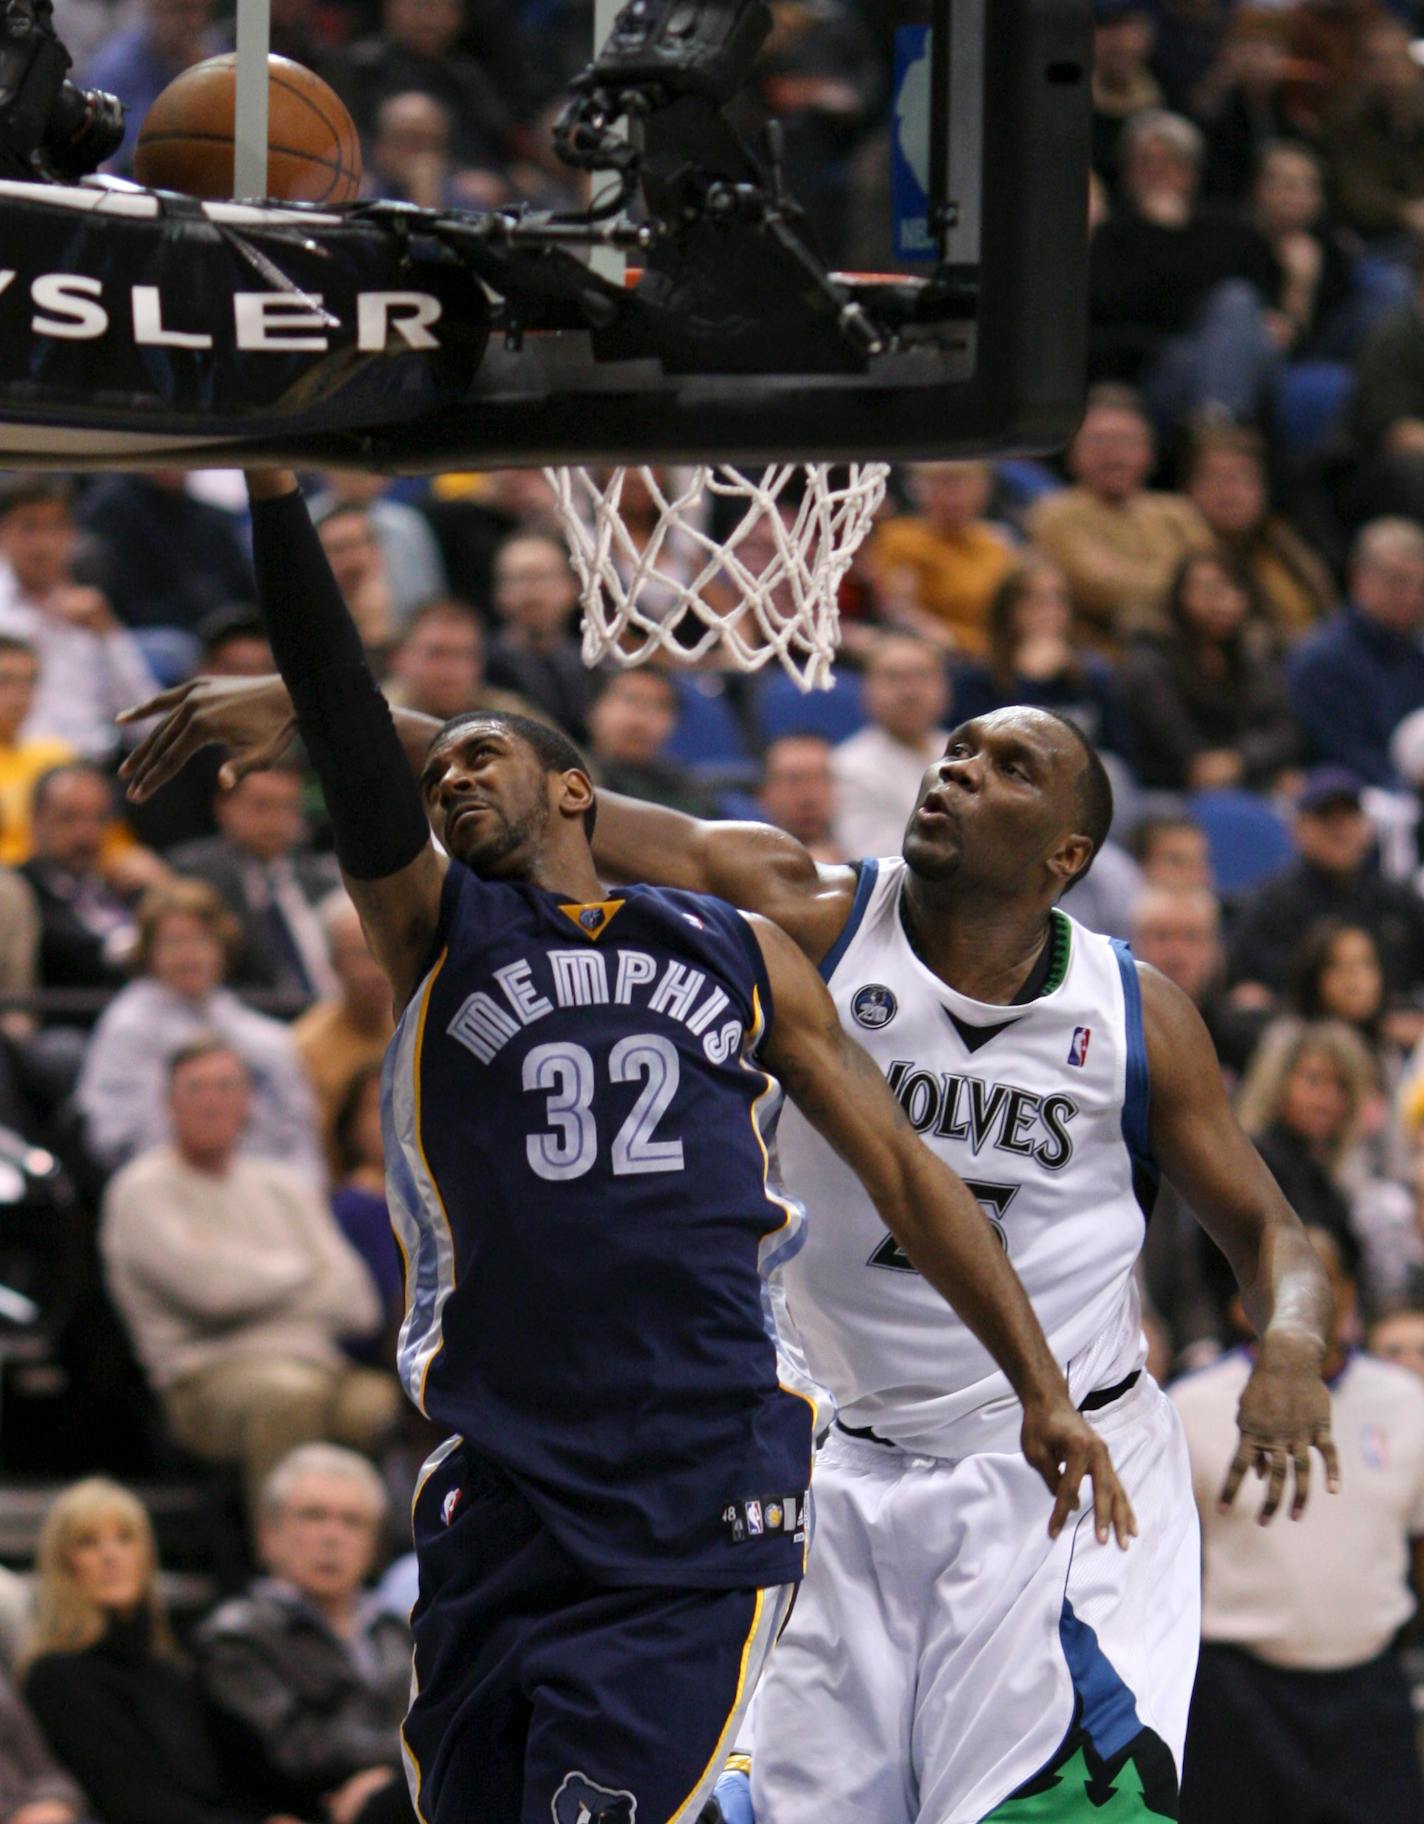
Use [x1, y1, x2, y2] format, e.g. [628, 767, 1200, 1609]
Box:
[892, 26, 934, 261]
[1067, 1027, 1091, 1067]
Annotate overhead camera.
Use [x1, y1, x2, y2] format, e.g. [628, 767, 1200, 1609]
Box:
[0, 0, 123, 183]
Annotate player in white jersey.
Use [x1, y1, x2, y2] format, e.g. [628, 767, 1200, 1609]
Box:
[117, 686, 1338, 1823]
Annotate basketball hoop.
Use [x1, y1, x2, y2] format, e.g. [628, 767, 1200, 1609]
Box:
[546, 463, 889, 692]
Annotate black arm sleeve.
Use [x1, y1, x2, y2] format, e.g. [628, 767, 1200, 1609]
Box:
[249, 488, 430, 881]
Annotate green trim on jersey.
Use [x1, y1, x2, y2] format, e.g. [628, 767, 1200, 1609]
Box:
[1041, 908, 1072, 998]
[982, 1743, 1175, 1819]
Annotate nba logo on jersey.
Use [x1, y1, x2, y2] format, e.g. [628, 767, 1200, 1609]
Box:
[1067, 1026, 1092, 1067]
[746, 1501, 764, 1535]
[1361, 1423, 1390, 1470]
[441, 1487, 462, 1527]
[551, 1772, 638, 1823]
[852, 984, 898, 1029]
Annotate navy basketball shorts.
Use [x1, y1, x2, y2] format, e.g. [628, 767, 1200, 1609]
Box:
[402, 1438, 794, 1824]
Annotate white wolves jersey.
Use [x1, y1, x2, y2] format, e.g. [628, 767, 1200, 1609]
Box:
[773, 856, 1153, 1458]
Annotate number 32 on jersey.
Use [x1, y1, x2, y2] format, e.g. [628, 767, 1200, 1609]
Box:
[522, 1033, 685, 1181]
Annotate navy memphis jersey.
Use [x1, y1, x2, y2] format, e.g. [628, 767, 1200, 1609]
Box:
[383, 861, 816, 1588]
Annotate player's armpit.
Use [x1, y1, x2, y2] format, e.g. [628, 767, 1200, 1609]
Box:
[595, 793, 857, 963]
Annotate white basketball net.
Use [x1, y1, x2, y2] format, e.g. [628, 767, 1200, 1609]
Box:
[545, 462, 890, 692]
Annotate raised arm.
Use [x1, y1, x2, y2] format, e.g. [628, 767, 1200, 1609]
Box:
[595, 794, 855, 960]
[749, 912, 1135, 1547]
[242, 469, 445, 1010]
[119, 674, 859, 961]
[1141, 964, 1337, 1521]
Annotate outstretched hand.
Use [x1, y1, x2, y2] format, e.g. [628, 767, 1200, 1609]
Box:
[1219, 1332, 1339, 1524]
[117, 674, 296, 800]
[1021, 1394, 1137, 1549]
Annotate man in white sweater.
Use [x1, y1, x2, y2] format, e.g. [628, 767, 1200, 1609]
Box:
[101, 1035, 400, 1514]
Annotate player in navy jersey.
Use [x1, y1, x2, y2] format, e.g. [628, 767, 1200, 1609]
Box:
[120, 472, 1133, 1824]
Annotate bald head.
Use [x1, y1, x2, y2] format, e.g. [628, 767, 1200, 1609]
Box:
[903, 706, 1112, 901]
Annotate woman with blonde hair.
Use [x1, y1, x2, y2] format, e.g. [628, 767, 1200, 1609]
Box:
[22, 1479, 296, 1824]
[1234, 1019, 1406, 1313]
[75, 877, 322, 1181]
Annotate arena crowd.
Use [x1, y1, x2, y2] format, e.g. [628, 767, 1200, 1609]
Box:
[0, 0, 1420, 1819]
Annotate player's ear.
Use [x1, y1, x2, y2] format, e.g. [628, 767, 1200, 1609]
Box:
[1047, 830, 1093, 887]
[554, 766, 596, 827]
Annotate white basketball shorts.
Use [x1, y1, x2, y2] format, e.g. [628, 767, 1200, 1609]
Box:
[750, 1373, 1200, 1824]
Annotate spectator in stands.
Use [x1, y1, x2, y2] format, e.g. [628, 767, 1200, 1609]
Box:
[867, 462, 1017, 656]
[101, 1039, 395, 1513]
[1174, 1225, 1424, 1824]
[293, 896, 394, 1180]
[80, 0, 223, 171]
[1086, 110, 1283, 428]
[1250, 140, 1358, 358]
[1123, 548, 1299, 792]
[326, 0, 520, 178]
[0, 479, 158, 763]
[386, 597, 536, 727]
[1133, 883, 1261, 1078]
[486, 529, 598, 742]
[1282, 0, 1383, 135]
[77, 879, 324, 1182]
[418, 468, 560, 608]
[0, 640, 72, 868]
[0, 862, 38, 1049]
[196, 1446, 413, 1824]
[1370, 1303, 1424, 1379]
[0, 1667, 89, 1824]
[1131, 884, 1246, 1365]
[585, 670, 715, 818]
[1289, 919, 1415, 1190]
[755, 733, 842, 864]
[1229, 767, 1424, 1001]
[1090, 0, 1162, 194]
[1197, 13, 1302, 203]
[1287, 518, 1424, 786]
[1321, 18, 1424, 245]
[22, 765, 149, 996]
[329, 1066, 402, 1352]
[22, 1477, 290, 1824]
[1027, 385, 1212, 653]
[949, 559, 1130, 758]
[1128, 811, 1215, 891]
[75, 473, 255, 642]
[1339, 254, 1424, 526]
[168, 763, 340, 1004]
[314, 503, 396, 657]
[120, 605, 274, 856]
[1235, 1018, 1374, 1256]
[309, 473, 447, 630]
[831, 633, 950, 860]
[1183, 425, 1337, 644]
[362, 89, 504, 211]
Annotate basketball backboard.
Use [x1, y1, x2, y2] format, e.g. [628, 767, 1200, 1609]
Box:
[0, 0, 1093, 470]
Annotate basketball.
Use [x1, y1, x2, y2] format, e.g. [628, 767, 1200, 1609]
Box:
[133, 53, 362, 204]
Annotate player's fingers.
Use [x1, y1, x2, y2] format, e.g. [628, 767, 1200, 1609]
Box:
[1317, 1429, 1341, 1494]
[123, 715, 199, 801]
[119, 701, 190, 787]
[1257, 1446, 1289, 1524]
[1087, 1445, 1118, 1546]
[115, 680, 196, 729]
[1047, 1441, 1087, 1540]
[1218, 1440, 1253, 1511]
[1289, 1443, 1311, 1520]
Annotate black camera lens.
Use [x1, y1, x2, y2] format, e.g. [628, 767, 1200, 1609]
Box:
[45, 78, 123, 179]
